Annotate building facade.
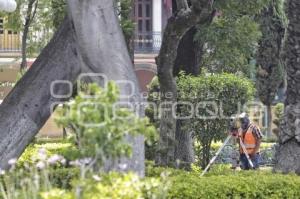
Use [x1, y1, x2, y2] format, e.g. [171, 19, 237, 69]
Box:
[0, 1, 172, 54]
[133, 0, 173, 92]
[133, 0, 172, 53]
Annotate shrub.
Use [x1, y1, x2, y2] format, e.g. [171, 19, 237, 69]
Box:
[145, 76, 160, 161]
[40, 172, 169, 199]
[48, 167, 80, 189]
[18, 140, 80, 166]
[146, 74, 255, 166]
[177, 73, 255, 168]
[146, 166, 300, 199]
[272, 103, 284, 137]
[168, 171, 300, 199]
[55, 82, 156, 167]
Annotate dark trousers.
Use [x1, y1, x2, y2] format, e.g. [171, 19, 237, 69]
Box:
[240, 153, 260, 170]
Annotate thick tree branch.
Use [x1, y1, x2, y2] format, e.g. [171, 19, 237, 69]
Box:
[176, 0, 189, 11]
[155, 2, 214, 166]
[0, 17, 80, 169]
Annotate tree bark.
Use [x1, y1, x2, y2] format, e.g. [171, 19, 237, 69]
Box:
[173, 27, 204, 168]
[0, 0, 144, 175]
[68, 0, 144, 176]
[175, 120, 194, 169]
[174, 26, 203, 76]
[256, 1, 285, 139]
[155, 0, 213, 166]
[266, 104, 273, 138]
[0, 17, 80, 170]
[274, 0, 300, 174]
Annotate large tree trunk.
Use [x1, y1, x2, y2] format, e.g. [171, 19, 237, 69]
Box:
[274, 0, 300, 174]
[256, 1, 285, 139]
[0, 17, 80, 169]
[175, 120, 194, 169]
[68, 0, 144, 176]
[173, 26, 204, 168]
[0, 0, 144, 175]
[155, 0, 213, 166]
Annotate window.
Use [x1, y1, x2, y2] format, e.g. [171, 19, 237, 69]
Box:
[0, 19, 3, 34]
[134, 0, 152, 33]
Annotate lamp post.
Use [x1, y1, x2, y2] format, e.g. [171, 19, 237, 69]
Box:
[0, 0, 17, 13]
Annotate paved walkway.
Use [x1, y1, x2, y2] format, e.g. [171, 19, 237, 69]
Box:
[0, 58, 36, 67]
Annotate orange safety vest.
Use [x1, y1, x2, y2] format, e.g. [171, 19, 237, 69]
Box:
[239, 125, 258, 154]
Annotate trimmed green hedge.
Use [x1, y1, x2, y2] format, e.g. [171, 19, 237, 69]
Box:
[169, 172, 300, 199]
[146, 165, 300, 199]
[16, 141, 300, 199]
[18, 139, 80, 166]
[210, 141, 275, 151]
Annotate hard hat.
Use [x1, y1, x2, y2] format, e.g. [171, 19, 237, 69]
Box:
[238, 112, 248, 119]
[238, 112, 250, 130]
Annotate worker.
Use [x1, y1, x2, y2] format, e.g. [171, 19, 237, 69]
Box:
[238, 113, 263, 170]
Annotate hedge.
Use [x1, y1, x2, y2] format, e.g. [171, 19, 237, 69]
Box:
[15, 141, 300, 199]
[18, 139, 80, 166]
[147, 166, 300, 199]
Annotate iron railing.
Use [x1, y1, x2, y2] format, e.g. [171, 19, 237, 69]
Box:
[0, 32, 21, 52]
[134, 31, 162, 53]
[0, 31, 162, 54]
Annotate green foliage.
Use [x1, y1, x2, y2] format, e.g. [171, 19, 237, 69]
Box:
[274, 103, 284, 120]
[210, 141, 275, 153]
[256, 0, 285, 107]
[40, 189, 72, 199]
[0, 164, 79, 199]
[195, 0, 271, 76]
[197, 16, 261, 76]
[146, 74, 255, 165]
[145, 76, 160, 161]
[0, 0, 64, 56]
[168, 171, 300, 199]
[55, 82, 156, 166]
[271, 0, 288, 26]
[40, 172, 169, 199]
[145, 76, 160, 128]
[272, 103, 284, 136]
[215, 0, 271, 16]
[18, 140, 80, 166]
[177, 73, 255, 168]
[145, 165, 300, 199]
[51, 0, 66, 29]
[48, 168, 80, 189]
[116, 0, 135, 41]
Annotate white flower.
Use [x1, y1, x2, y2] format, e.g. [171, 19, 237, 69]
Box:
[47, 154, 64, 165]
[37, 148, 47, 160]
[69, 158, 92, 167]
[0, 169, 5, 175]
[92, 175, 101, 182]
[79, 158, 92, 165]
[118, 163, 128, 170]
[60, 158, 66, 165]
[69, 160, 80, 167]
[36, 161, 46, 169]
[8, 158, 17, 166]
